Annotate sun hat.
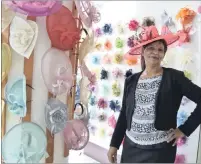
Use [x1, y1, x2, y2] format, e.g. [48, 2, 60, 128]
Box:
[2, 122, 47, 163]
[125, 17, 180, 57]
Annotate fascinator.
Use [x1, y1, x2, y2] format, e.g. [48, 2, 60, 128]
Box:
[4, 0, 62, 16]
[97, 98, 108, 109]
[45, 98, 67, 135]
[108, 115, 117, 129]
[2, 122, 47, 163]
[63, 119, 89, 150]
[41, 47, 73, 96]
[4, 74, 26, 117]
[109, 100, 121, 112]
[9, 16, 38, 59]
[74, 0, 101, 28]
[112, 81, 121, 97]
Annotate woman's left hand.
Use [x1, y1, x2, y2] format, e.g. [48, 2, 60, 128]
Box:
[167, 128, 186, 146]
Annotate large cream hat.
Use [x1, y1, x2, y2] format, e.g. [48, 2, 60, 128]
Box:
[9, 16, 38, 59]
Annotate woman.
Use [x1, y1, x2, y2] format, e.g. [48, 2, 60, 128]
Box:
[107, 24, 201, 163]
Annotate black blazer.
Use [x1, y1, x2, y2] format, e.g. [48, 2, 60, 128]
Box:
[110, 67, 201, 149]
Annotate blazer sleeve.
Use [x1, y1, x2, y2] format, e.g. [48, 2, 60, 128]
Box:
[177, 72, 201, 137]
[110, 78, 128, 149]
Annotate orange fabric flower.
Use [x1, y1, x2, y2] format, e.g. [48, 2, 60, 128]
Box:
[104, 40, 112, 51]
[176, 7, 196, 26]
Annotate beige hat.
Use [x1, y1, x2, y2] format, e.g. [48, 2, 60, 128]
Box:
[2, 43, 12, 82]
[9, 16, 38, 59]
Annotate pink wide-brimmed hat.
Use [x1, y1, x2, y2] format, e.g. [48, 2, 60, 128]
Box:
[125, 18, 180, 58]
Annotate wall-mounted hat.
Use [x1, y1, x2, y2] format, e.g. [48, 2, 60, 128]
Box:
[2, 122, 47, 163]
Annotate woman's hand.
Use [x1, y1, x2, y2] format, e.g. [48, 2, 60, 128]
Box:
[107, 147, 118, 163]
[167, 128, 186, 146]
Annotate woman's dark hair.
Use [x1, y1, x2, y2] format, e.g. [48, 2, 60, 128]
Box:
[141, 39, 168, 71]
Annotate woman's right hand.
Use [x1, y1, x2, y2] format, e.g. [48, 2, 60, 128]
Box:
[107, 146, 118, 163]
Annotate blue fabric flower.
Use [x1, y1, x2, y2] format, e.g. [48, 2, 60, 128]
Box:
[102, 23, 113, 35]
[177, 110, 188, 127]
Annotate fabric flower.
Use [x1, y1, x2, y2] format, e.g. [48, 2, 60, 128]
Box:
[89, 95, 96, 106]
[91, 55, 100, 64]
[127, 35, 135, 48]
[113, 53, 123, 64]
[102, 54, 111, 64]
[175, 154, 186, 163]
[112, 67, 123, 79]
[104, 40, 112, 51]
[115, 37, 124, 48]
[177, 136, 188, 146]
[128, 19, 139, 31]
[109, 100, 121, 112]
[176, 7, 196, 26]
[100, 69, 108, 80]
[102, 23, 113, 35]
[108, 115, 117, 129]
[112, 81, 121, 97]
[95, 27, 102, 37]
[97, 98, 107, 109]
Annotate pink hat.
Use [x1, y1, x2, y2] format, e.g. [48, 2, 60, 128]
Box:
[125, 18, 180, 57]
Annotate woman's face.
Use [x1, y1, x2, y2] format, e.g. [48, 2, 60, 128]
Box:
[142, 41, 165, 67]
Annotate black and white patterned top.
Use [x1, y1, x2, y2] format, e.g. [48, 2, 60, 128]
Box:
[126, 75, 173, 146]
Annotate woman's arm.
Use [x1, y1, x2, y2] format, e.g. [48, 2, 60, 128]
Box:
[177, 72, 201, 137]
[110, 78, 128, 149]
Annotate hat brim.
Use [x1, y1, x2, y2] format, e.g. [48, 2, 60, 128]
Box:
[127, 33, 179, 56]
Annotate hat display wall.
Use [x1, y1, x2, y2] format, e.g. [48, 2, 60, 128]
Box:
[46, 6, 82, 51]
[63, 119, 89, 150]
[45, 98, 68, 135]
[2, 43, 12, 82]
[2, 3, 15, 32]
[41, 47, 73, 96]
[4, 74, 26, 117]
[2, 122, 47, 163]
[9, 16, 38, 59]
[4, 0, 62, 16]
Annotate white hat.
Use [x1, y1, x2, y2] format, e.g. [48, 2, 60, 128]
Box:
[9, 16, 38, 59]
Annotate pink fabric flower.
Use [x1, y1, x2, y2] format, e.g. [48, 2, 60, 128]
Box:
[128, 19, 139, 31]
[175, 154, 186, 163]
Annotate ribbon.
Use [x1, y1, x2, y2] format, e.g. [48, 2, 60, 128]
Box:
[52, 66, 73, 95]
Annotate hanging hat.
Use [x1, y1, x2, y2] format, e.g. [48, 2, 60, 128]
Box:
[41, 47, 73, 96]
[9, 16, 38, 59]
[74, 102, 89, 126]
[63, 119, 89, 150]
[2, 3, 15, 32]
[74, 0, 101, 28]
[4, 74, 26, 117]
[45, 98, 67, 135]
[46, 6, 82, 51]
[2, 122, 47, 163]
[2, 43, 12, 82]
[4, 0, 62, 16]
[125, 17, 179, 56]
